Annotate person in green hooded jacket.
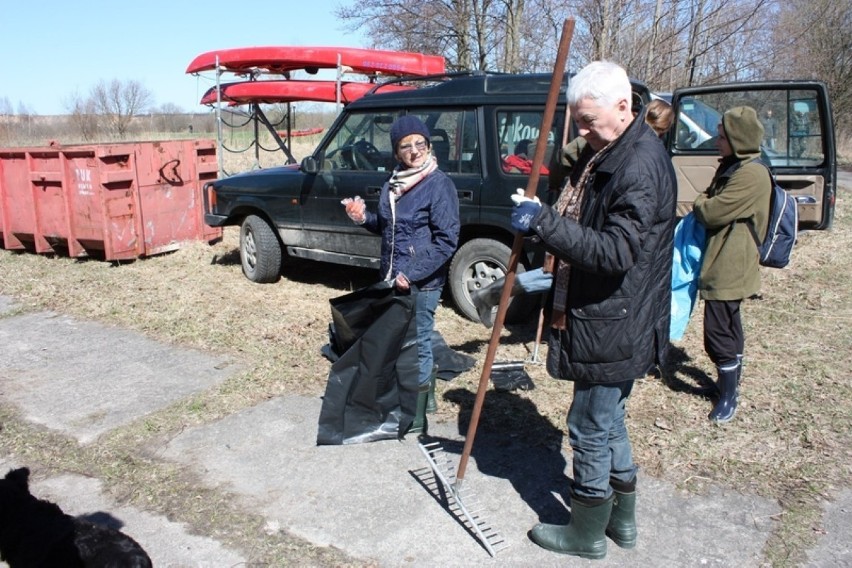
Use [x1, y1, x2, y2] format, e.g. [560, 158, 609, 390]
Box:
[693, 106, 771, 423]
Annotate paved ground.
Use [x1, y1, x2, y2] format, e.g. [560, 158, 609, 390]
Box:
[1, 295, 850, 567]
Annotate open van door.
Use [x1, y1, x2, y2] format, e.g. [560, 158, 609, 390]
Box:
[668, 81, 836, 230]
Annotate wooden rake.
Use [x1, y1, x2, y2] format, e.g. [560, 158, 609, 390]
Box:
[417, 18, 576, 557]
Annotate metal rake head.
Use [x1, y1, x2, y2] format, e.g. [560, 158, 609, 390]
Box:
[415, 441, 508, 557]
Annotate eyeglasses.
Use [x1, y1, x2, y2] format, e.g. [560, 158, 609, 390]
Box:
[398, 140, 428, 153]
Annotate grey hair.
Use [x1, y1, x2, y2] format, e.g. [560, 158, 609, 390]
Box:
[567, 61, 631, 108]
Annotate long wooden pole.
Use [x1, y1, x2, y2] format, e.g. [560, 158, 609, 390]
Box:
[454, 18, 576, 488]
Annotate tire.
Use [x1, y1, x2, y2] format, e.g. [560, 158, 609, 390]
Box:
[448, 238, 539, 324]
[239, 215, 282, 283]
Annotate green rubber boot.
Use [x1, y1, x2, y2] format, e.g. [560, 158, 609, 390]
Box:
[426, 366, 438, 414]
[606, 478, 637, 549]
[530, 493, 614, 559]
[408, 383, 430, 435]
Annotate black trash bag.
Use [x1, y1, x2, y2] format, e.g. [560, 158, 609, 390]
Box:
[490, 364, 536, 392]
[317, 281, 419, 445]
[323, 328, 475, 383]
[430, 330, 476, 381]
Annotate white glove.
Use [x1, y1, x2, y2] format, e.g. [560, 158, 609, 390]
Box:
[510, 188, 542, 235]
[510, 188, 541, 206]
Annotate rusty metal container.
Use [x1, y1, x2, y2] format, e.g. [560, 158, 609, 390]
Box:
[0, 139, 220, 260]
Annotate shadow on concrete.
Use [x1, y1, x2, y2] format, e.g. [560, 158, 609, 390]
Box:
[421, 388, 572, 526]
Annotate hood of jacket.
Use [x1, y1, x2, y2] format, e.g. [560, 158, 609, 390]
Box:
[722, 106, 763, 160]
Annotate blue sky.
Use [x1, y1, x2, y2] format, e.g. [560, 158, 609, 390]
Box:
[2, 1, 366, 115]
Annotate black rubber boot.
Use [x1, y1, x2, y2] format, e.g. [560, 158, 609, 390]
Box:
[425, 366, 438, 414]
[529, 493, 614, 559]
[709, 361, 740, 423]
[606, 478, 637, 549]
[408, 383, 430, 435]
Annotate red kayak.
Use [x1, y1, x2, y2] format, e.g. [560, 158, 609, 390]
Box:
[199, 80, 412, 105]
[278, 127, 324, 138]
[186, 46, 445, 77]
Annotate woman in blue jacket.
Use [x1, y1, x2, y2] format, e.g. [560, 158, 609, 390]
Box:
[343, 115, 460, 433]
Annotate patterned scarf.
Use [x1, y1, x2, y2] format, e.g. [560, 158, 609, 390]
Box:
[550, 139, 616, 330]
[388, 154, 438, 199]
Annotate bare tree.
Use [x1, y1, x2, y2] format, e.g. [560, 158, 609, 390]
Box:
[336, 0, 770, 89]
[516, 0, 579, 71]
[333, 0, 848, 149]
[774, 0, 852, 136]
[16, 101, 34, 117]
[152, 102, 189, 132]
[90, 79, 153, 138]
[569, 0, 771, 91]
[65, 92, 99, 141]
[335, 0, 572, 72]
[0, 96, 11, 146]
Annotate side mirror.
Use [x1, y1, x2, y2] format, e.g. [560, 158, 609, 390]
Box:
[301, 156, 319, 174]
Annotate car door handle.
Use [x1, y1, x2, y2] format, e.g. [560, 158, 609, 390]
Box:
[365, 186, 382, 196]
[795, 195, 816, 204]
[458, 190, 474, 202]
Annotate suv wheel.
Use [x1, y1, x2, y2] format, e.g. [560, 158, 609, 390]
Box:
[240, 215, 283, 283]
[448, 238, 538, 324]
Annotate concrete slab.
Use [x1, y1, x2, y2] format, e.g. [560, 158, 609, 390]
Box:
[806, 489, 852, 567]
[0, 311, 241, 444]
[2, 301, 849, 566]
[0, 458, 246, 568]
[160, 395, 782, 567]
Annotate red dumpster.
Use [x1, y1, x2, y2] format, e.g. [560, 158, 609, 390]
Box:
[0, 139, 220, 260]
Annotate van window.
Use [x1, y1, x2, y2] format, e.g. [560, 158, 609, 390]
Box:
[321, 111, 398, 172]
[496, 110, 559, 175]
[673, 89, 826, 167]
[320, 109, 479, 175]
[410, 110, 480, 175]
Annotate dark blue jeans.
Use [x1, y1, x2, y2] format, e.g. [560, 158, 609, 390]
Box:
[415, 287, 441, 386]
[567, 380, 638, 500]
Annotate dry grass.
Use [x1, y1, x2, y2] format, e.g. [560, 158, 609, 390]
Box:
[0, 151, 849, 565]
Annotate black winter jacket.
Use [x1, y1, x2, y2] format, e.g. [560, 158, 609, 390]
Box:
[531, 118, 677, 383]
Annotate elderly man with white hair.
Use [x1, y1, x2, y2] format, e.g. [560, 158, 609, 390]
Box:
[509, 61, 677, 559]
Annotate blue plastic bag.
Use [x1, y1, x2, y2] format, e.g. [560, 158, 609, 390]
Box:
[670, 213, 705, 340]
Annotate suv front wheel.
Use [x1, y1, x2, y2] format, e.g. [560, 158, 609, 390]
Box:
[240, 215, 283, 283]
[448, 238, 539, 324]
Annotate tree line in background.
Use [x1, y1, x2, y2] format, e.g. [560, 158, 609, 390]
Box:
[63, 79, 169, 140]
[0, 93, 336, 151]
[1, 0, 850, 144]
[335, 0, 851, 137]
[0, 79, 205, 146]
